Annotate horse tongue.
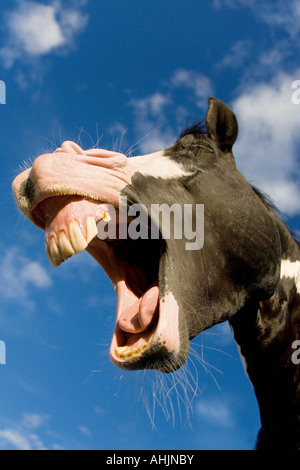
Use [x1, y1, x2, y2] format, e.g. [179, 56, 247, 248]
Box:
[139, 284, 159, 330]
[118, 284, 159, 334]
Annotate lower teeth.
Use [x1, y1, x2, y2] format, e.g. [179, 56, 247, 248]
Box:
[115, 334, 154, 360]
[115, 342, 148, 360]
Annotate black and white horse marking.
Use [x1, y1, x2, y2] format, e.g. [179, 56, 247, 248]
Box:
[12, 97, 300, 449]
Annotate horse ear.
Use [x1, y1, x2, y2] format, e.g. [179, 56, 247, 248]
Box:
[205, 97, 238, 152]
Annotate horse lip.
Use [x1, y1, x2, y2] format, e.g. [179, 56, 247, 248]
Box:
[109, 286, 183, 371]
[105, 234, 184, 371]
[30, 193, 119, 231]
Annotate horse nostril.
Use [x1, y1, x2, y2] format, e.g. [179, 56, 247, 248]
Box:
[22, 177, 35, 202]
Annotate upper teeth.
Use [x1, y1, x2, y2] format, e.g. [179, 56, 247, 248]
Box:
[103, 210, 111, 222]
[46, 216, 98, 267]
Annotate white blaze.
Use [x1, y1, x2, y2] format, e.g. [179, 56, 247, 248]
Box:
[280, 259, 300, 293]
[128, 150, 191, 179]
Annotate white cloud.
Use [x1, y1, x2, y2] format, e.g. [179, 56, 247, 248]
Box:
[78, 425, 92, 437]
[257, 41, 291, 71]
[171, 69, 213, 109]
[214, 0, 300, 39]
[129, 92, 177, 154]
[9, 3, 65, 55]
[218, 40, 252, 69]
[0, 0, 89, 68]
[0, 413, 49, 450]
[196, 398, 234, 427]
[213, 0, 255, 8]
[0, 429, 33, 450]
[232, 70, 300, 215]
[130, 92, 171, 120]
[258, 1, 300, 39]
[0, 247, 52, 301]
[127, 70, 213, 154]
[22, 412, 49, 429]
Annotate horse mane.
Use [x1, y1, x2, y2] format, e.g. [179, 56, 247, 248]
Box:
[252, 186, 300, 246]
[177, 120, 207, 141]
[251, 186, 279, 213]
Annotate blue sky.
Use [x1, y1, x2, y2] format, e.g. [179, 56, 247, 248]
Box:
[0, 0, 300, 450]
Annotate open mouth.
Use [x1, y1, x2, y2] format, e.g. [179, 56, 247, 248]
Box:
[30, 194, 174, 370]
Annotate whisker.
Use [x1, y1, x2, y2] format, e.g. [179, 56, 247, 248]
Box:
[75, 126, 96, 149]
[125, 119, 174, 157]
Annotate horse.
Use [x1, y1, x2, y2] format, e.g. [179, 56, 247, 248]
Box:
[12, 97, 300, 449]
